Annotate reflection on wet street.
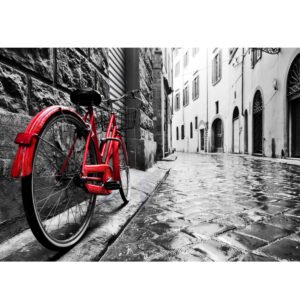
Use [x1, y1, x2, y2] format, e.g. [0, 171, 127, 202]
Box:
[101, 153, 300, 261]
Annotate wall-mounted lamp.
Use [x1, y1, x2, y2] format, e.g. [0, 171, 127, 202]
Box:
[273, 79, 278, 91]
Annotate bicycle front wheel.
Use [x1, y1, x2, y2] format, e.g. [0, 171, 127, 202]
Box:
[118, 141, 131, 203]
[22, 113, 98, 250]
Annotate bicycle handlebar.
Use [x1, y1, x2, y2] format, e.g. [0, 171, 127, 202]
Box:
[104, 89, 142, 104]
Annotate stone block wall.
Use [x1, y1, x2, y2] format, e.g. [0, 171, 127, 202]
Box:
[152, 49, 164, 160]
[125, 48, 158, 170]
[0, 48, 109, 243]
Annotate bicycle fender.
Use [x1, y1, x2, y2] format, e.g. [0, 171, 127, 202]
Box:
[10, 105, 82, 178]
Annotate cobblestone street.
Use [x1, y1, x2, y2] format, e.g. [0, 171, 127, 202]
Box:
[101, 152, 300, 261]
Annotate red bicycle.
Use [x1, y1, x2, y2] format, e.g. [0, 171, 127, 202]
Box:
[10, 89, 140, 250]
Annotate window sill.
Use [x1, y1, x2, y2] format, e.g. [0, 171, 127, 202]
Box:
[212, 77, 222, 86]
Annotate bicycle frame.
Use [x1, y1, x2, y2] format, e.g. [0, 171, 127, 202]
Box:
[58, 106, 127, 195]
[11, 105, 128, 196]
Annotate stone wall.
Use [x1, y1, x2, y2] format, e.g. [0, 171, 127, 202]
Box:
[125, 48, 158, 170]
[0, 48, 109, 243]
[152, 49, 164, 160]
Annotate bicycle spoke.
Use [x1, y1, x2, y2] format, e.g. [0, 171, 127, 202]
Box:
[42, 179, 73, 222]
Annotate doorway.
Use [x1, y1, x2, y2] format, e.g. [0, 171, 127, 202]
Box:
[211, 118, 223, 152]
[253, 90, 263, 155]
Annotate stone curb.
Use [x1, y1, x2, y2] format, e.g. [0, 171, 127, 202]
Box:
[0, 164, 170, 261]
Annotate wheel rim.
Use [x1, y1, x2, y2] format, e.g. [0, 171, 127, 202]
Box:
[31, 114, 96, 246]
[119, 144, 130, 200]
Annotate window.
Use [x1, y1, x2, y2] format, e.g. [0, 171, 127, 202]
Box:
[184, 51, 189, 67]
[175, 92, 180, 111]
[229, 48, 238, 63]
[183, 85, 189, 106]
[251, 48, 262, 68]
[192, 48, 199, 56]
[181, 125, 185, 139]
[195, 116, 198, 129]
[190, 122, 193, 139]
[175, 62, 180, 77]
[192, 75, 199, 100]
[212, 50, 222, 85]
[216, 101, 219, 114]
[176, 127, 179, 140]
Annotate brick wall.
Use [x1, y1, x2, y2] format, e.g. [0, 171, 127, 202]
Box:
[0, 48, 110, 243]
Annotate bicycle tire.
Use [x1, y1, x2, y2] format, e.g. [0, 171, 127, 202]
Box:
[118, 141, 131, 203]
[22, 112, 98, 250]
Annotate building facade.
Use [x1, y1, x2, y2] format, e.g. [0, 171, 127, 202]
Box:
[152, 48, 173, 160]
[172, 47, 300, 159]
[172, 48, 208, 153]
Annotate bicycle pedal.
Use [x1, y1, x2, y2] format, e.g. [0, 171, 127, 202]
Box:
[104, 181, 120, 190]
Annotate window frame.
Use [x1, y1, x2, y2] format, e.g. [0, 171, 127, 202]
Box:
[183, 84, 189, 107]
[251, 48, 262, 68]
[183, 51, 189, 68]
[228, 48, 238, 64]
[192, 75, 199, 100]
[192, 48, 199, 56]
[175, 61, 180, 77]
[175, 91, 180, 111]
[212, 50, 222, 85]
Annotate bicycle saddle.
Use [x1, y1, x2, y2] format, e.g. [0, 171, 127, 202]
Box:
[70, 89, 102, 106]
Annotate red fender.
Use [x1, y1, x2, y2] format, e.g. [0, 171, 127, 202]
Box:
[10, 106, 85, 178]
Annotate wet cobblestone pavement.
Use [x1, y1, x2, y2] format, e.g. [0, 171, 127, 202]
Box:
[101, 153, 300, 261]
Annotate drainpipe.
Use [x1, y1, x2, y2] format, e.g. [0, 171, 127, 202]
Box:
[206, 48, 209, 152]
[241, 48, 245, 116]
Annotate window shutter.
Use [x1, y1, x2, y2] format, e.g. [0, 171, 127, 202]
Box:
[187, 85, 189, 105]
[219, 50, 222, 80]
[192, 79, 194, 100]
[212, 58, 215, 84]
[108, 48, 126, 106]
[257, 49, 262, 60]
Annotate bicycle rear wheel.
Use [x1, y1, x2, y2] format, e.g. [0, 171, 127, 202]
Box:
[22, 113, 98, 250]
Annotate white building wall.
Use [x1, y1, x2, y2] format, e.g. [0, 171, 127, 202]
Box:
[242, 48, 299, 157]
[171, 47, 300, 159]
[207, 48, 230, 153]
[172, 48, 207, 153]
